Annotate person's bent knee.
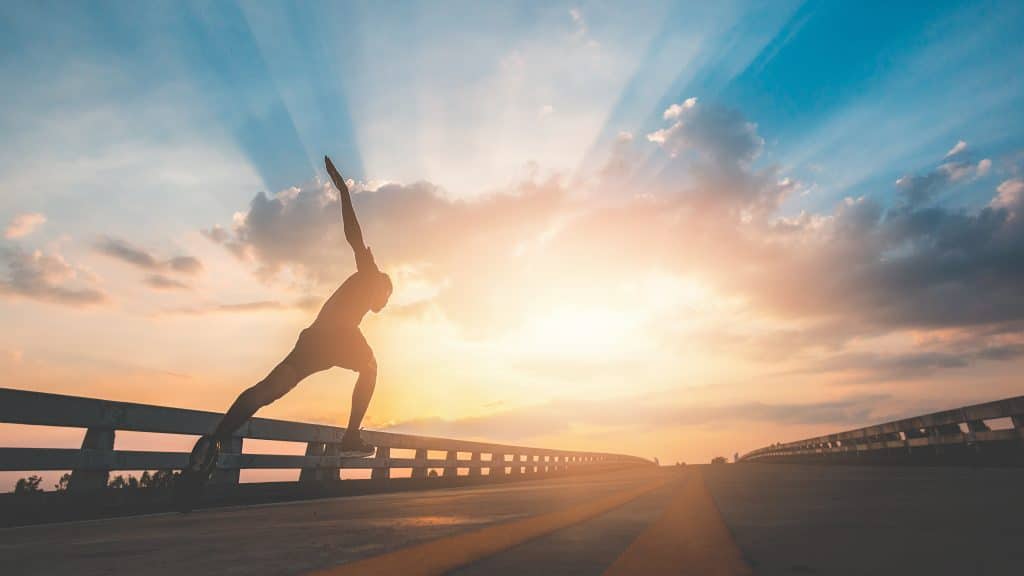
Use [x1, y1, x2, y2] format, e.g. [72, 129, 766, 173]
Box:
[360, 356, 377, 378]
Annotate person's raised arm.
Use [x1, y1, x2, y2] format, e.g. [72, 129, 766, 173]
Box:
[325, 156, 376, 272]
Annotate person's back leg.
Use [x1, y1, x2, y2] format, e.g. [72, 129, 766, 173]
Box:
[175, 360, 305, 512]
[212, 362, 302, 441]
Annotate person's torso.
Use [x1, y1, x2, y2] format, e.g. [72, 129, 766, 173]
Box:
[309, 272, 373, 330]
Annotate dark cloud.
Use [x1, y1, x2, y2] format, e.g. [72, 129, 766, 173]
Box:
[895, 141, 989, 207]
[0, 245, 107, 307]
[96, 236, 160, 268]
[647, 98, 763, 168]
[95, 236, 203, 281]
[800, 340, 1024, 382]
[647, 98, 793, 220]
[144, 274, 190, 291]
[167, 256, 202, 275]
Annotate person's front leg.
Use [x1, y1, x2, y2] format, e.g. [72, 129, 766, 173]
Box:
[345, 358, 377, 436]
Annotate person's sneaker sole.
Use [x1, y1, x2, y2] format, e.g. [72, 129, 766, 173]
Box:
[173, 437, 220, 513]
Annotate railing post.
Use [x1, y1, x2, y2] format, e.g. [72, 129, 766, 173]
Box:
[322, 443, 341, 482]
[510, 454, 520, 476]
[1013, 415, 1024, 446]
[211, 436, 243, 485]
[371, 446, 390, 480]
[469, 451, 481, 477]
[69, 427, 114, 492]
[299, 441, 325, 483]
[492, 452, 505, 477]
[411, 448, 428, 479]
[443, 450, 458, 478]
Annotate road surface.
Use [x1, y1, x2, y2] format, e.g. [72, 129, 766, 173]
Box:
[2, 464, 1021, 575]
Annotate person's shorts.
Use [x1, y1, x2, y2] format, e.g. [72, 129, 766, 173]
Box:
[282, 326, 374, 379]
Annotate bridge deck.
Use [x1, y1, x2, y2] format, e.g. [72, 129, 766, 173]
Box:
[703, 463, 1024, 575]
[3, 465, 1021, 575]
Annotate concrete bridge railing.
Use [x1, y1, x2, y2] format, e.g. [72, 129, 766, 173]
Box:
[740, 395, 1024, 466]
[0, 387, 651, 493]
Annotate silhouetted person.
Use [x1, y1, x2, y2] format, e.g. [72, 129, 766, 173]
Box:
[176, 156, 392, 509]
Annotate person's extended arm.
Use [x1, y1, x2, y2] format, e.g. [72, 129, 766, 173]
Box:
[325, 156, 376, 272]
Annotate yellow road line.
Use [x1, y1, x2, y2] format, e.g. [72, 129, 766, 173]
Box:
[603, 468, 752, 576]
[307, 474, 667, 576]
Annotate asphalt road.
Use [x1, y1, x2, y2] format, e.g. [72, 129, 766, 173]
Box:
[2, 464, 1021, 575]
[702, 463, 1024, 576]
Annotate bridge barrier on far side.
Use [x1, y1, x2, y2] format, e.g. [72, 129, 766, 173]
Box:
[740, 395, 1024, 466]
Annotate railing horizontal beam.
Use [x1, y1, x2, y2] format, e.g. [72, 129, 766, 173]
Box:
[0, 448, 611, 472]
[0, 388, 639, 462]
[741, 395, 1024, 463]
[0, 388, 651, 490]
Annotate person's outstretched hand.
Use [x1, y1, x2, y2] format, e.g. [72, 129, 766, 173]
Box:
[325, 156, 347, 192]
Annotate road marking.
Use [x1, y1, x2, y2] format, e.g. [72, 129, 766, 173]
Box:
[306, 475, 667, 576]
[603, 468, 752, 576]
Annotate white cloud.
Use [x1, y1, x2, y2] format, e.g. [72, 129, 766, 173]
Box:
[977, 158, 992, 176]
[4, 213, 46, 239]
[662, 97, 698, 120]
[945, 139, 968, 158]
[991, 178, 1023, 212]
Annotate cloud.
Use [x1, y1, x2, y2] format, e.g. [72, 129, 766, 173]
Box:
[94, 236, 202, 289]
[165, 296, 319, 316]
[977, 158, 992, 177]
[645, 97, 790, 220]
[385, 393, 891, 442]
[0, 246, 107, 307]
[736, 146, 1024, 333]
[166, 256, 202, 275]
[803, 340, 1024, 382]
[991, 178, 1023, 212]
[203, 177, 569, 333]
[4, 213, 46, 239]
[202, 103, 1024, 351]
[568, 7, 597, 47]
[647, 97, 763, 167]
[945, 140, 968, 158]
[144, 273, 190, 291]
[895, 141, 989, 206]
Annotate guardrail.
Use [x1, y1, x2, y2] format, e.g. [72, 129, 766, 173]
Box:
[740, 395, 1024, 466]
[0, 387, 651, 493]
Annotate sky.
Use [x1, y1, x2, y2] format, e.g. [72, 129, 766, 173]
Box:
[2, 0, 1024, 487]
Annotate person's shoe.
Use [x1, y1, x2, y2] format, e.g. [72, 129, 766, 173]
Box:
[173, 436, 221, 513]
[339, 433, 375, 458]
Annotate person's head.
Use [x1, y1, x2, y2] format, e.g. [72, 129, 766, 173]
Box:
[369, 271, 392, 313]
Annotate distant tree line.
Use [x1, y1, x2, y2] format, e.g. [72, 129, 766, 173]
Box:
[12, 470, 180, 494]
